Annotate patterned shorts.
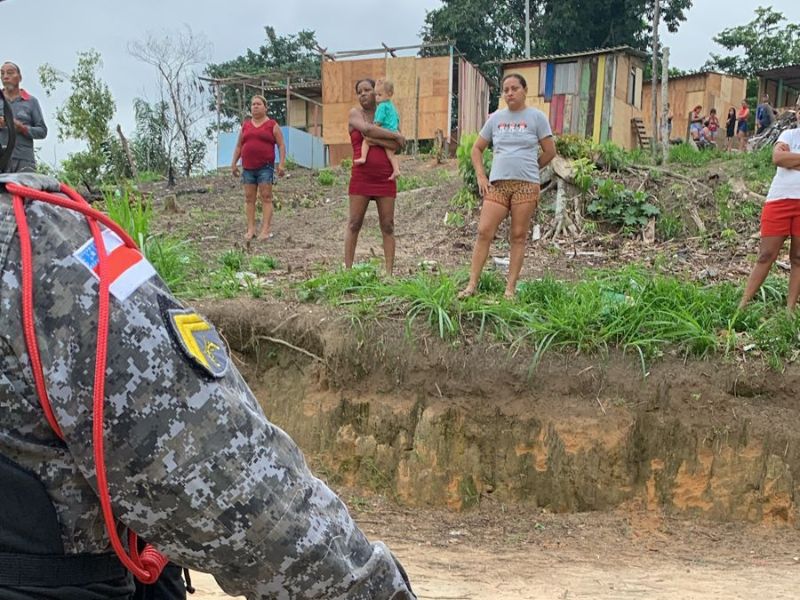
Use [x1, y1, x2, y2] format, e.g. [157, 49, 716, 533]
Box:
[484, 180, 540, 210]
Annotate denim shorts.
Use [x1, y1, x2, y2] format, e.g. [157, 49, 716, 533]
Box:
[242, 164, 275, 185]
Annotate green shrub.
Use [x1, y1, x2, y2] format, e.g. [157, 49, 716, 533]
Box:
[220, 249, 245, 271]
[317, 169, 336, 186]
[456, 132, 492, 198]
[572, 158, 597, 194]
[596, 141, 629, 171]
[250, 255, 277, 274]
[340, 157, 353, 170]
[587, 179, 659, 228]
[396, 174, 424, 192]
[555, 134, 596, 160]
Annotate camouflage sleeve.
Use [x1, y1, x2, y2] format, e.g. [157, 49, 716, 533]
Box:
[18, 194, 414, 599]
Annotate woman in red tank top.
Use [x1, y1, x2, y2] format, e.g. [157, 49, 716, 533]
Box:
[231, 95, 286, 241]
[345, 79, 406, 274]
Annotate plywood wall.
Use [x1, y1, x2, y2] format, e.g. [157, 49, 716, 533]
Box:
[642, 74, 747, 140]
[322, 56, 450, 146]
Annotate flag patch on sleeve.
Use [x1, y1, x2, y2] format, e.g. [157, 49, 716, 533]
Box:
[74, 229, 156, 301]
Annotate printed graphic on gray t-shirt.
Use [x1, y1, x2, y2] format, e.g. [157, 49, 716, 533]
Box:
[479, 107, 552, 184]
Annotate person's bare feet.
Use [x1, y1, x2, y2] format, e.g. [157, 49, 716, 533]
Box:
[257, 230, 272, 241]
[503, 289, 516, 300]
[458, 287, 476, 300]
[244, 230, 255, 241]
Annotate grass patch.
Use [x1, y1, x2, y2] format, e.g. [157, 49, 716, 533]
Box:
[295, 264, 800, 371]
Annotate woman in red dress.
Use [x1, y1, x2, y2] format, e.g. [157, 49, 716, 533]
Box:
[346, 79, 405, 274]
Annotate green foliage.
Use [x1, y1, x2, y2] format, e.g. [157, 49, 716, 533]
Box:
[205, 27, 320, 128]
[450, 187, 479, 213]
[596, 141, 630, 172]
[39, 50, 118, 188]
[340, 157, 353, 170]
[317, 169, 336, 186]
[572, 157, 597, 193]
[455, 132, 491, 200]
[587, 179, 659, 229]
[668, 143, 730, 166]
[396, 174, 424, 192]
[103, 187, 194, 294]
[294, 264, 800, 370]
[220, 249, 246, 271]
[743, 145, 776, 194]
[285, 156, 298, 170]
[444, 211, 466, 227]
[704, 7, 800, 78]
[250, 255, 277, 275]
[556, 134, 596, 160]
[131, 98, 172, 176]
[656, 212, 683, 240]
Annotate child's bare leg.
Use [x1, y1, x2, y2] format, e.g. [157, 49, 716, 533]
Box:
[353, 139, 370, 165]
[386, 148, 400, 180]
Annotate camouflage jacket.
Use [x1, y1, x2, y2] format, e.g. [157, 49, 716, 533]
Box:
[0, 174, 414, 600]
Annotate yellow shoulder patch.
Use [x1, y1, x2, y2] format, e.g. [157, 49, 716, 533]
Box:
[165, 306, 229, 378]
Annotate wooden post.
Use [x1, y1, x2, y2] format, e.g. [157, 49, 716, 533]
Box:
[116, 124, 138, 180]
[414, 76, 420, 156]
[660, 47, 670, 163]
[650, 0, 660, 159]
[215, 83, 222, 170]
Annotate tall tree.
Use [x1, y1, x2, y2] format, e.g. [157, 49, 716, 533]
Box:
[205, 27, 321, 129]
[420, 0, 692, 69]
[38, 50, 119, 188]
[705, 6, 800, 78]
[128, 25, 211, 178]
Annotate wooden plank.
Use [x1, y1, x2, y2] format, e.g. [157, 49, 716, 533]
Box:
[328, 143, 353, 167]
[544, 62, 555, 101]
[585, 58, 598, 138]
[600, 55, 615, 143]
[615, 54, 629, 100]
[288, 99, 308, 128]
[539, 62, 547, 96]
[322, 102, 354, 145]
[578, 59, 591, 137]
[592, 55, 606, 143]
[563, 94, 574, 133]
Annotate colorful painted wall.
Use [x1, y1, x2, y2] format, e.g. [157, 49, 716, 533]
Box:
[501, 50, 644, 150]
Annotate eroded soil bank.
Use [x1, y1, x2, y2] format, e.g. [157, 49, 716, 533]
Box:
[200, 298, 800, 526]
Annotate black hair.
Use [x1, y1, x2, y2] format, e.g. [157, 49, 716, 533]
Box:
[354, 78, 375, 93]
[501, 73, 527, 89]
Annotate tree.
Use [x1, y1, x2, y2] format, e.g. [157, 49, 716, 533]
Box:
[38, 50, 119, 189]
[128, 25, 211, 178]
[131, 98, 172, 175]
[705, 6, 800, 78]
[420, 0, 693, 70]
[205, 27, 321, 129]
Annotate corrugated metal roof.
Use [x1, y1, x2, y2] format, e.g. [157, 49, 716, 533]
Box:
[502, 45, 648, 65]
[643, 71, 747, 85]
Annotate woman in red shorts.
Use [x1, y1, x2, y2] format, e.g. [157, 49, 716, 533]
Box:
[740, 100, 800, 309]
[346, 79, 406, 274]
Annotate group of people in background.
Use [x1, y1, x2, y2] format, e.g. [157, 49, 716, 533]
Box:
[686, 94, 778, 152]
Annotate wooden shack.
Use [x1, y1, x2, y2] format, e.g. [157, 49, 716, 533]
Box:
[642, 71, 747, 140]
[501, 46, 647, 150]
[758, 65, 800, 110]
[322, 44, 491, 166]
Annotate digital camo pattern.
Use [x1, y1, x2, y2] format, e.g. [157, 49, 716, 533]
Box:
[0, 175, 415, 600]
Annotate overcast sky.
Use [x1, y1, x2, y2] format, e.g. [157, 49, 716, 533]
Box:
[2, 0, 799, 168]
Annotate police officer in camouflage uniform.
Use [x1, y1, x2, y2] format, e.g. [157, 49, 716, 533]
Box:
[0, 171, 415, 599]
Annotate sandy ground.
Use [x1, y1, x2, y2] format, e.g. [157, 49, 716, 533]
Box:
[186, 498, 800, 600]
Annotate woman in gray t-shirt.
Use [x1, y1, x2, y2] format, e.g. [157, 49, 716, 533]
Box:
[459, 73, 555, 299]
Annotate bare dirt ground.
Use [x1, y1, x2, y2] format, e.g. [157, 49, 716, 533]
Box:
[189, 493, 800, 599]
[149, 158, 800, 599]
[148, 155, 763, 290]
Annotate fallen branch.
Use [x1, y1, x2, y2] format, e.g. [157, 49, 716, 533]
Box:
[626, 165, 713, 193]
[255, 335, 326, 364]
